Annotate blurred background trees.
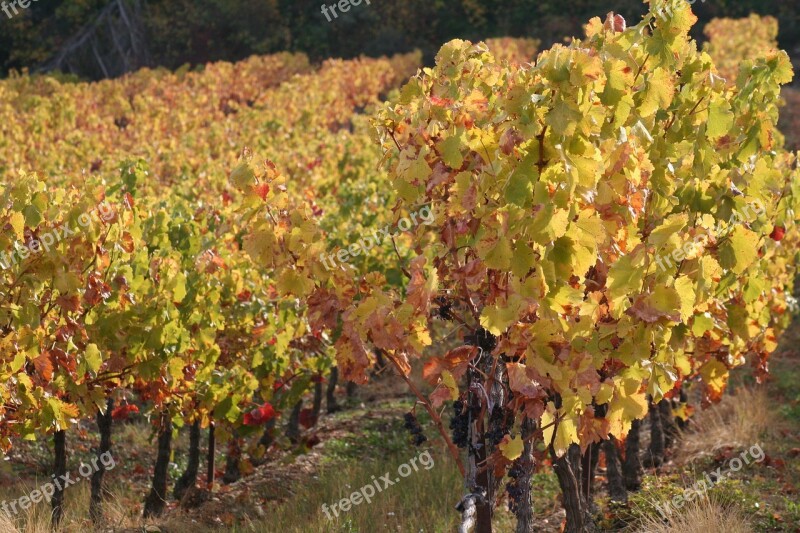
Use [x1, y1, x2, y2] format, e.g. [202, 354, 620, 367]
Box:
[1, 0, 798, 80]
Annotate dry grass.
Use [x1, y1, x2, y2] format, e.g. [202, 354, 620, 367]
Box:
[0, 482, 191, 533]
[257, 448, 464, 533]
[635, 493, 753, 533]
[675, 387, 771, 465]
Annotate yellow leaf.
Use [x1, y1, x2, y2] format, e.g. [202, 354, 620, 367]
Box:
[9, 211, 24, 240]
[83, 344, 102, 373]
[699, 359, 728, 395]
[719, 226, 758, 274]
[499, 434, 524, 460]
[480, 296, 522, 336]
[639, 68, 674, 117]
[673, 276, 695, 322]
[552, 415, 578, 457]
[607, 378, 648, 438]
[441, 370, 459, 400]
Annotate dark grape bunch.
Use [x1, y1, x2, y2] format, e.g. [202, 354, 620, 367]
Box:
[450, 400, 469, 448]
[433, 296, 454, 321]
[506, 462, 525, 512]
[486, 406, 508, 446]
[465, 327, 497, 352]
[403, 412, 428, 446]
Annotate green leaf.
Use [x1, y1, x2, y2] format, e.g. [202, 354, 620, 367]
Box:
[439, 132, 465, 169]
[547, 98, 581, 136]
[505, 168, 534, 207]
[484, 237, 513, 270]
[692, 313, 714, 336]
[511, 243, 535, 278]
[230, 161, 256, 189]
[214, 395, 241, 423]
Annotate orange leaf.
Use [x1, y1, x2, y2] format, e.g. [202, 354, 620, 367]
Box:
[33, 353, 54, 381]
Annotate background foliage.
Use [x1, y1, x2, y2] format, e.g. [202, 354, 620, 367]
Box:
[1, 0, 799, 80]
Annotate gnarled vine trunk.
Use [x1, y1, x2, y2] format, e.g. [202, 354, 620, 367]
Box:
[206, 423, 216, 490]
[646, 399, 665, 467]
[222, 434, 241, 484]
[256, 418, 277, 456]
[603, 437, 627, 502]
[580, 442, 600, 512]
[286, 400, 303, 444]
[52, 430, 67, 527]
[143, 417, 172, 517]
[326, 367, 341, 413]
[552, 443, 595, 533]
[623, 419, 643, 490]
[90, 398, 114, 522]
[461, 329, 501, 533]
[512, 418, 536, 533]
[174, 420, 201, 500]
[659, 399, 679, 450]
[312, 379, 324, 422]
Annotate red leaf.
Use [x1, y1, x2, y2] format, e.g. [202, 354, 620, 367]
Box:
[243, 403, 277, 426]
[120, 232, 135, 253]
[51, 348, 76, 373]
[253, 183, 270, 201]
[604, 12, 626, 33]
[56, 295, 82, 313]
[770, 225, 785, 241]
[111, 404, 139, 420]
[429, 96, 453, 107]
[236, 290, 252, 302]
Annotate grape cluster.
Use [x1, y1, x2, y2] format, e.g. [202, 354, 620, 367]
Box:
[450, 400, 469, 448]
[506, 462, 525, 512]
[465, 327, 497, 352]
[433, 296, 454, 321]
[403, 412, 428, 446]
[486, 407, 508, 446]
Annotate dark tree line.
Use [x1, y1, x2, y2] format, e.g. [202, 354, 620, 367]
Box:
[1, 0, 798, 81]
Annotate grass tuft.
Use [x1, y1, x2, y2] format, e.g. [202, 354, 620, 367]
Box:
[675, 387, 771, 465]
[634, 493, 752, 533]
